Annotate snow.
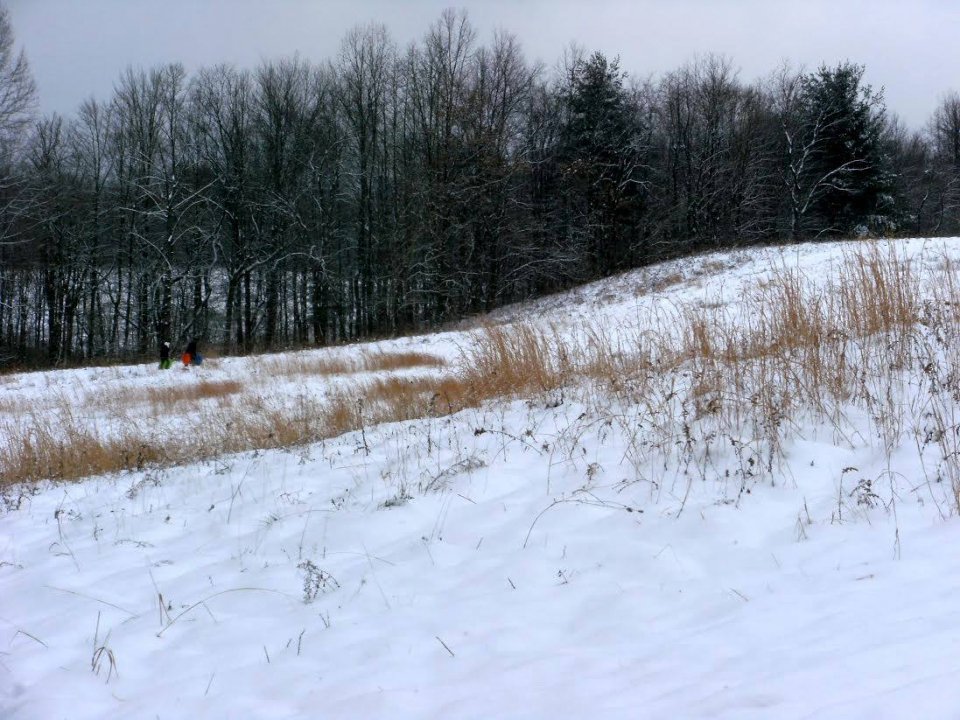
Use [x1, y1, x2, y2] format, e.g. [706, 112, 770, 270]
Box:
[3, 238, 960, 719]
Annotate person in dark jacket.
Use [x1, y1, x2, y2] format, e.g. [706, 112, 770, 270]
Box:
[183, 338, 203, 366]
[159, 341, 172, 370]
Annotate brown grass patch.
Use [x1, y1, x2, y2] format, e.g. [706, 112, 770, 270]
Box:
[0, 416, 170, 485]
[460, 323, 571, 399]
[362, 350, 447, 372]
[260, 354, 357, 377]
[145, 380, 243, 411]
[260, 349, 446, 379]
[87, 379, 244, 415]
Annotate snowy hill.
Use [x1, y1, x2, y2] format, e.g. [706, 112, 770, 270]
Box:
[2, 239, 960, 719]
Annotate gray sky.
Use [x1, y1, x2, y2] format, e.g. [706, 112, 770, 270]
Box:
[6, 0, 958, 129]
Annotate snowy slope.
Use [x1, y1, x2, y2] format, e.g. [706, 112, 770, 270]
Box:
[2, 239, 960, 719]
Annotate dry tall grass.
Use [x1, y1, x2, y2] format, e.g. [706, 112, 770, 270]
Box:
[0, 414, 170, 485]
[259, 354, 357, 378]
[3, 242, 960, 514]
[146, 380, 243, 411]
[363, 350, 447, 372]
[460, 323, 571, 398]
[260, 349, 446, 378]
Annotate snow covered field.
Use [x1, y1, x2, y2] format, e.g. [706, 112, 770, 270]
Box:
[2, 239, 960, 719]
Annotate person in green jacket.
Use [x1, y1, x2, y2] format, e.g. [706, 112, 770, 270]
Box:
[159, 341, 172, 370]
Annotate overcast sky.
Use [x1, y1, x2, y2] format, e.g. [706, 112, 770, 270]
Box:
[5, 0, 958, 129]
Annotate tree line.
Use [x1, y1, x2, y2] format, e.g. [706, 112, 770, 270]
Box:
[0, 7, 957, 367]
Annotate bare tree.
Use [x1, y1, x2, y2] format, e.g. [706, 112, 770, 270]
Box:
[338, 22, 395, 333]
[0, 1, 36, 252]
[886, 114, 935, 234]
[926, 93, 960, 232]
[0, 2, 34, 154]
[70, 98, 116, 357]
[653, 55, 773, 251]
[190, 64, 256, 350]
[405, 9, 477, 320]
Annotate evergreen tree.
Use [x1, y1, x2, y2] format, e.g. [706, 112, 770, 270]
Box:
[559, 52, 647, 275]
[800, 63, 891, 235]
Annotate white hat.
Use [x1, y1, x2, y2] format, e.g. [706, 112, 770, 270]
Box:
[163, 341, 170, 347]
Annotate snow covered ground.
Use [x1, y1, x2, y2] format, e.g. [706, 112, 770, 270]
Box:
[2, 239, 960, 719]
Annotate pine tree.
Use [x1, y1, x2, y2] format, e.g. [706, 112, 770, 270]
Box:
[559, 52, 647, 275]
[800, 63, 892, 235]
